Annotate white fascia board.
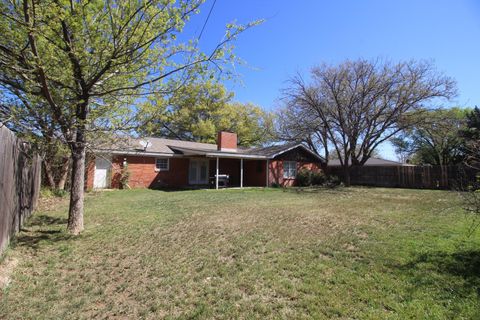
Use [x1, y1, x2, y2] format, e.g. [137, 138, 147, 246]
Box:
[205, 152, 269, 159]
[94, 149, 180, 157]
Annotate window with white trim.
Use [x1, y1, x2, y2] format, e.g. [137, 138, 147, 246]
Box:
[155, 158, 169, 171]
[283, 161, 297, 179]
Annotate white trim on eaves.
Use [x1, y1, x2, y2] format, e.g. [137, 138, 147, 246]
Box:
[95, 149, 181, 157]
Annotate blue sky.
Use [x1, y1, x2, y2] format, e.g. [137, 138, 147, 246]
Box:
[186, 0, 480, 160]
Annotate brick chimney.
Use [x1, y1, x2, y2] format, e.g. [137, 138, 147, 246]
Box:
[217, 131, 237, 151]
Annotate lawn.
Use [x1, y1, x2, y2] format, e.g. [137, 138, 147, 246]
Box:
[1, 187, 479, 319]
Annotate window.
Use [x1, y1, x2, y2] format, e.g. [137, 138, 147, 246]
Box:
[283, 161, 297, 179]
[155, 158, 169, 171]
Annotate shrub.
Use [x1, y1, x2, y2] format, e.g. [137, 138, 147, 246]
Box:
[40, 187, 68, 198]
[296, 169, 312, 187]
[52, 188, 68, 197]
[296, 169, 326, 186]
[311, 171, 326, 185]
[324, 175, 341, 188]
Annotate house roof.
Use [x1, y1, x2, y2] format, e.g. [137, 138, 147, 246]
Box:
[97, 137, 325, 161]
[328, 157, 408, 166]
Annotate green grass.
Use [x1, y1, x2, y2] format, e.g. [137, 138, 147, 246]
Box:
[1, 187, 479, 319]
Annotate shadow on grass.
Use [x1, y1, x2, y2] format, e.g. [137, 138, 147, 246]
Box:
[13, 230, 73, 251]
[282, 186, 351, 194]
[399, 249, 480, 296]
[13, 214, 73, 251]
[148, 185, 212, 192]
[25, 214, 68, 226]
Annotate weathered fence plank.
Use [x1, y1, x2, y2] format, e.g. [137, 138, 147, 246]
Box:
[0, 125, 41, 254]
[328, 165, 478, 189]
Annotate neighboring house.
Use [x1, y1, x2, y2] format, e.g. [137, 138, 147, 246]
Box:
[328, 157, 411, 167]
[86, 132, 325, 189]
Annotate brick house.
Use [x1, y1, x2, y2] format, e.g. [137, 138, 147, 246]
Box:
[86, 132, 324, 189]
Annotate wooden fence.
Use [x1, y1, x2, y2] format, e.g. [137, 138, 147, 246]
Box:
[328, 165, 478, 189]
[0, 125, 42, 254]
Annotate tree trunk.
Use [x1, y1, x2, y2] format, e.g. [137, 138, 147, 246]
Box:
[343, 165, 351, 187]
[57, 157, 70, 190]
[68, 145, 85, 234]
[43, 160, 56, 189]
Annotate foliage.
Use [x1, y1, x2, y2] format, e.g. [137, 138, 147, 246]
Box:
[40, 187, 68, 199]
[0, 97, 71, 190]
[391, 107, 469, 165]
[140, 81, 274, 146]
[311, 171, 326, 186]
[296, 169, 312, 186]
[323, 175, 341, 188]
[461, 106, 480, 169]
[459, 107, 480, 232]
[280, 59, 456, 185]
[0, 0, 257, 233]
[2, 188, 478, 318]
[296, 169, 326, 186]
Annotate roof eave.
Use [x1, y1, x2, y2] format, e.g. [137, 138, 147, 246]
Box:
[94, 149, 179, 157]
[205, 152, 269, 159]
[269, 144, 325, 162]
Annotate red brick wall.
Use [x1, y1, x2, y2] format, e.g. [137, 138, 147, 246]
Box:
[244, 160, 267, 187]
[86, 153, 323, 189]
[269, 160, 323, 187]
[217, 132, 237, 150]
[110, 155, 189, 188]
[85, 157, 95, 190]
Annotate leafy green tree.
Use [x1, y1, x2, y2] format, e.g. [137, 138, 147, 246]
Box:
[459, 107, 480, 230]
[141, 82, 274, 146]
[0, 0, 256, 234]
[461, 106, 480, 168]
[392, 107, 468, 165]
[1, 96, 71, 190]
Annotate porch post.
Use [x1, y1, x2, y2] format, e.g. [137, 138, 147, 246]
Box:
[240, 158, 244, 188]
[266, 159, 269, 187]
[215, 157, 219, 190]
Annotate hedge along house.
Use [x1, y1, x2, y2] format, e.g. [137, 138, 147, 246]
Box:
[86, 132, 325, 189]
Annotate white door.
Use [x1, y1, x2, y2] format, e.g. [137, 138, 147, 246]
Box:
[94, 157, 110, 189]
[189, 159, 209, 185]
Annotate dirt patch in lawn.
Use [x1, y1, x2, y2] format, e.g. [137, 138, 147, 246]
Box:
[0, 257, 18, 290]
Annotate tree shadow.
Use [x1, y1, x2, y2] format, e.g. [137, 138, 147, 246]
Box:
[12, 214, 73, 251]
[24, 214, 68, 226]
[283, 186, 352, 195]
[398, 249, 480, 297]
[12, 230, 73, 251]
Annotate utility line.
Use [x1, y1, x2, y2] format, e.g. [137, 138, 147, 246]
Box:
[197, 0, 217, 41]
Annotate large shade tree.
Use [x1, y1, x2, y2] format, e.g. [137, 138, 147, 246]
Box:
[280, 59, 456, 185]
[0, 0, 256, 233]
[391, 107, 469, 166]
[141, 81, 274, 146]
